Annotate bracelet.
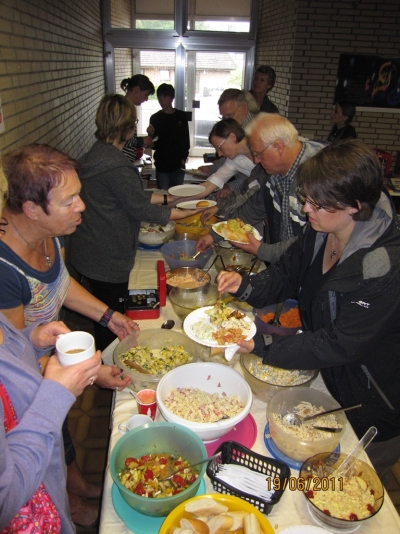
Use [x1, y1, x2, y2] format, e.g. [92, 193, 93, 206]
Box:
[99, 307, 115, 327]
[163, 194, 168, 206]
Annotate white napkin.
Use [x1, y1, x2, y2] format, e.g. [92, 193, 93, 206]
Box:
[224, 345, 240, 361]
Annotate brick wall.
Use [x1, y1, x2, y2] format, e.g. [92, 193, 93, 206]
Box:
[0, 0, 104, 159]
[111, 0, 132, 28]
[256, 0, 400, 171]
[115, 49, 133, 95]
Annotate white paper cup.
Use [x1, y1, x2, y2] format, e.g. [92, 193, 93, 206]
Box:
[118, 414, 153, 434]
[56, 331, 95, 366]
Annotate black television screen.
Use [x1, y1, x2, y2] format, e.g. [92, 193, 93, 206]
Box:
[335, 54, 400, 109]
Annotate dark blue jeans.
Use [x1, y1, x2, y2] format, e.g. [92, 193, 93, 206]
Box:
[156, 168, 185, 190]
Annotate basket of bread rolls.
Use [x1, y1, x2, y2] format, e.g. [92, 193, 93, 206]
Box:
[159, 494, 276, 534]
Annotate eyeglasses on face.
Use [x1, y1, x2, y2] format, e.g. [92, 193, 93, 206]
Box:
[296, 188, 338, 212]
[214, 138, 227, 151]
[250, 143, 272, 159]
[219, 107, 238, 120]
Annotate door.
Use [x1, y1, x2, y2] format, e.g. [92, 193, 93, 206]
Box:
[186, 51, 246, 156]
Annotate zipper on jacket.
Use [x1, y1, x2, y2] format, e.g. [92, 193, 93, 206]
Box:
[361, 364, 395, 410]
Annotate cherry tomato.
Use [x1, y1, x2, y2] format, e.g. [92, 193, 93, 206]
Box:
[305, 490, 314, 499]
[124, 457, 138, 468]
[139, 455, 151, 465]
[172, 475, 187, 487]
[349, 513, 359, 521]
[144, 469, 154, 481]
[135, 482, 146, 496]
[159, 457, 167, 465]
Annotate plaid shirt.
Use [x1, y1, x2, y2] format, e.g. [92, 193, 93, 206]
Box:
[270, 144, 306, 240]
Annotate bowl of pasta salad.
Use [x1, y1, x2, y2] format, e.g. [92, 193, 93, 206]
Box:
[301, 452, 384, 531]
[156, 362, 252, 442]
[267, 388, 347, 462]
[240, 353, 318, 402]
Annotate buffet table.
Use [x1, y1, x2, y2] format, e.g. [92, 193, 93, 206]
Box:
[99, 249, 400, 534]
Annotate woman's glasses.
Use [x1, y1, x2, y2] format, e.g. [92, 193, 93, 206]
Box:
[296, 188, 339, 212]
[214, 138, 227, 152]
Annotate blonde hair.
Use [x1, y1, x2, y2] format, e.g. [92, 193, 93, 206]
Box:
[95, 94, 137, 144]
[245, 112, 299, 148]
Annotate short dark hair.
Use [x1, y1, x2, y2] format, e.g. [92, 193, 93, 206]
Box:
[4, 144, 79, 215]
[298, 139, 382, 221]
[208, 118, 246, 144]
[157, 83, 175, 99]
[336, 100, 356, 124]
[120, 74, 155, 95]
[95, 94, 137, 144]
[255, 65, 277, 89]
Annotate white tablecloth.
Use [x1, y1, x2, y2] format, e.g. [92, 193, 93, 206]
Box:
[99, 249, 400, 533]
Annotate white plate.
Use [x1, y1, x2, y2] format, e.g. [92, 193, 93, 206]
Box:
[279, 526, 333, 534]
[176, 200, 217, 209]
[212, 220, 262, 244]
[181, 168, 208, 177]
[183, 306, 256, 348]
[168, 184, 206, 196]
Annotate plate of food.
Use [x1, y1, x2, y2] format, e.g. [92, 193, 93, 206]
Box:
[176, 200, 217, 209]
[183, 301, 256, 348]
[168, 184, 206, 196]
[213, 218, 262, 244]
[181, 168, 209, 178]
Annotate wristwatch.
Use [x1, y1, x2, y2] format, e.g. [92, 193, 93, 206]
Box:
[163, 194, 168, 206]
[99, 307, 115, 327]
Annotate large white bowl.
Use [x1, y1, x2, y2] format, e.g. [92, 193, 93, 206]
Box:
[156, 362, 252, 442]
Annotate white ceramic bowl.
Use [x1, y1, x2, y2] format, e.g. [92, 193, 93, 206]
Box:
[156, 362, 252, 442]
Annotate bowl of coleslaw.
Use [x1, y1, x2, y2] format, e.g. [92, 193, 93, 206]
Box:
[267, 388, 347, 462]
[156, 362, 252, 442]
[240, 353, 318, 402]
[301, 452, 384, 531]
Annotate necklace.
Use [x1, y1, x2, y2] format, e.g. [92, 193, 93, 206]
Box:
[330, 233, 347, 261]
[9, 218, 52, 268]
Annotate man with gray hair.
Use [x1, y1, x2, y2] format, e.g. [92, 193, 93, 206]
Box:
[198, 88, 258, 186]
[197, 113, 327, 262]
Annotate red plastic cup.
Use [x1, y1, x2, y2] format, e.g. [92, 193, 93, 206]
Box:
[136, 389, 157, 420]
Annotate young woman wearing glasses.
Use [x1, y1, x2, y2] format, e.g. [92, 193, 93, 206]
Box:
[217, 139, 400, 483]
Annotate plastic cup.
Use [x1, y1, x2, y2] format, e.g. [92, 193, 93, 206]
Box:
[118, 414, 153, 434]
[136, 389, 157, 420]
[56, 331, 95, 366]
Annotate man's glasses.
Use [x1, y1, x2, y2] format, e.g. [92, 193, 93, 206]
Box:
[250, 144, 272, 159]
[297, 188, 338, 212]
[214, 138, 227, 151]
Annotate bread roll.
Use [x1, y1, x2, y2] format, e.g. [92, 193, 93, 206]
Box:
[222, 511, 248, 531]
[243, 513, 261, 534]
[207, 515, 234, 534]
[196, 201, 209, 207]
[180, 518, 209, 534]
[184, 497, 228, 516]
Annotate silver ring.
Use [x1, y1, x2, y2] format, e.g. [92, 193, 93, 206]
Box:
[115, 386, 119, 391]
[89, 376, 95, 386]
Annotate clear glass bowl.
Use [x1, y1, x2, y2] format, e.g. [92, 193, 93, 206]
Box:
[240, 353, 318, 402]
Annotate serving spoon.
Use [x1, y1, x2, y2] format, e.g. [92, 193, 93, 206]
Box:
[159, 452, 221, 482]
[283, 403, 362, 427]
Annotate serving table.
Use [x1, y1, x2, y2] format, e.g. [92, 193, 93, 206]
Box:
[99, 248, 400, 534]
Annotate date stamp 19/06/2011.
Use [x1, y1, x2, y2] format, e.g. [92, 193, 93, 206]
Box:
[267, 477, 344, 492]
